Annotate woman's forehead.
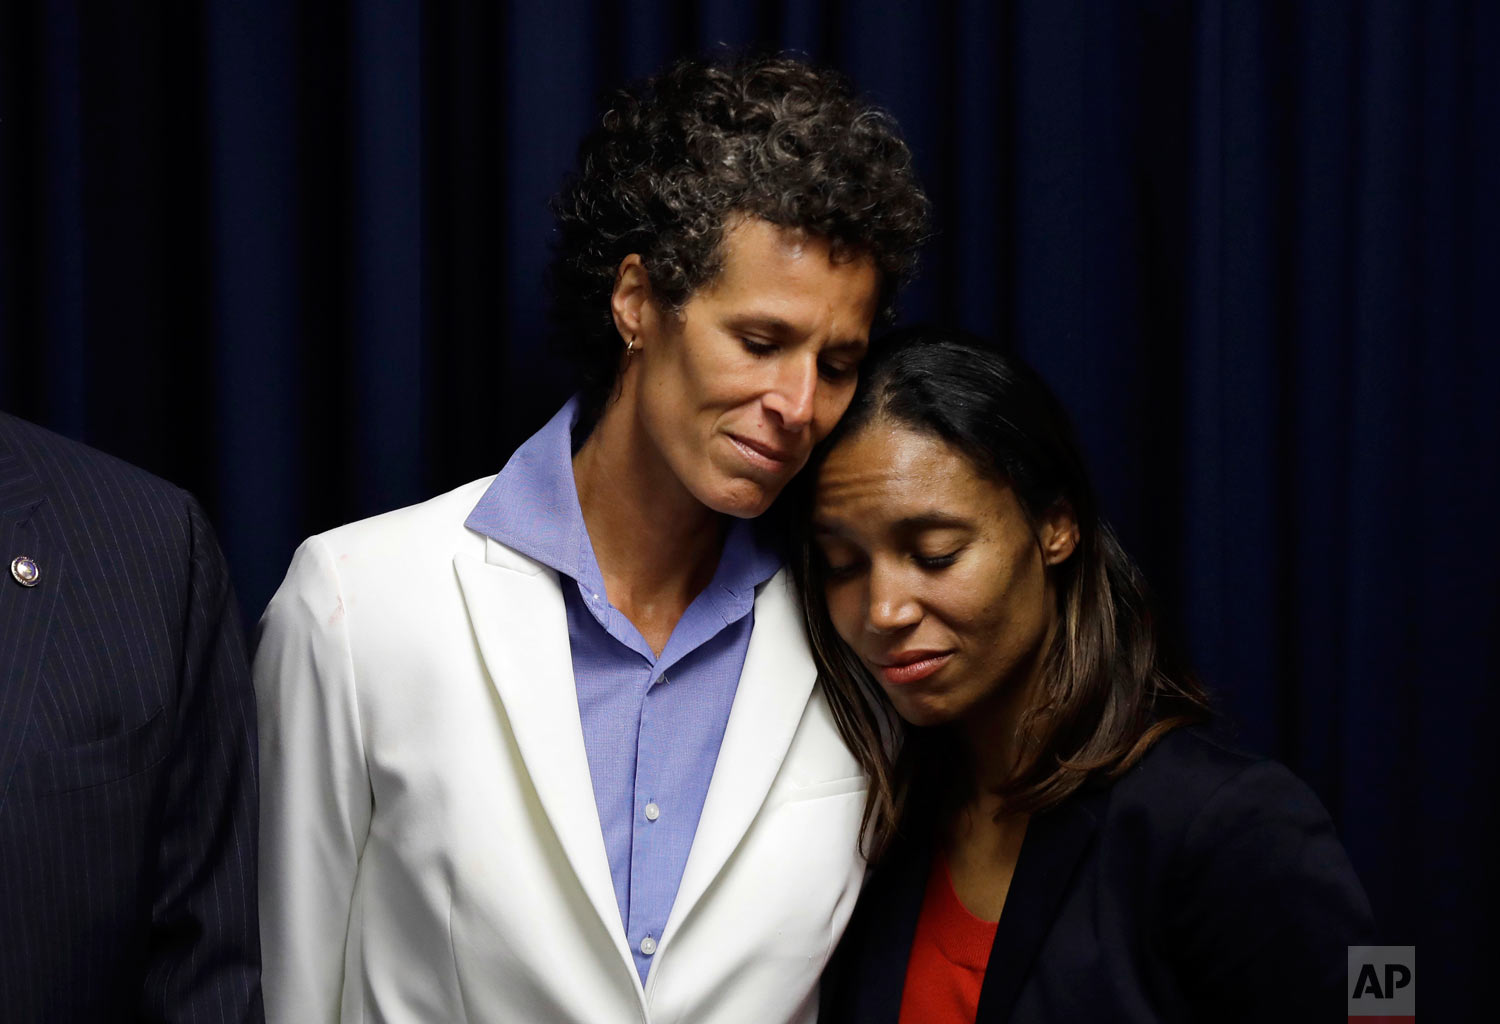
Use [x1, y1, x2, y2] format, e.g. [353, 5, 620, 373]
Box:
[814, 421, 1008, 526]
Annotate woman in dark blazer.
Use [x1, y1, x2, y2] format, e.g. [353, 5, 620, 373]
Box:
[794, 326, 1374, 1023]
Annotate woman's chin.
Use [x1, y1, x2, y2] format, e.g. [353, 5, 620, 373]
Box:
[699, 476, 779, 519]
[888, 693, 960, 729]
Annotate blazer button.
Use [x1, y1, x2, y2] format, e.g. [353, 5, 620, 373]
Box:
[10, 555, 39, 587]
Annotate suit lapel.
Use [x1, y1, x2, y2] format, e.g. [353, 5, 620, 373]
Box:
[975, 785, 1108, 1021]
[0, 434, 62, 813]
[454, 537, 633, 971]
[657, 571, 817, 947]
[845, 832, 933, 1023]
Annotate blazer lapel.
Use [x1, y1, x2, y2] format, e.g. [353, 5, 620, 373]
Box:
[975, 785, 1108, 1021]
[453, 537, 632, 969]
[0, 437, 62, 813]
[657, 570, 817, 946]
[842, 832, 933, 1023]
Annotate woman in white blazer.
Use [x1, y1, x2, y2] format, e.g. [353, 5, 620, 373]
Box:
[253, 55, 929, 1023]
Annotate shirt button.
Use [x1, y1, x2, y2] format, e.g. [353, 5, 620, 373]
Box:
[644, 802, 660, 821]
[640, 935, 657, 956]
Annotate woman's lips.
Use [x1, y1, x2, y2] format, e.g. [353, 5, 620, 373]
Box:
[873, 651, 953, 686]
[727, 433, 796, 472]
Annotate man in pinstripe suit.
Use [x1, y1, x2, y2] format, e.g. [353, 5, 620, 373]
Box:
[0, 412, 264, 1022]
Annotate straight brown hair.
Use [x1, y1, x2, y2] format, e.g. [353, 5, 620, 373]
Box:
[791, 326, 1210, 863]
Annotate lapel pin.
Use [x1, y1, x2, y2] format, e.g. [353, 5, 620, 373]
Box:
[10, 555, 39, 587]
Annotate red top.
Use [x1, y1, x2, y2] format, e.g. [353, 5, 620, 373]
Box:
[897, 855, 999, 1024]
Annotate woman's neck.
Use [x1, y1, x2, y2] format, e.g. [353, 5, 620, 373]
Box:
[572, 399, 725, 654]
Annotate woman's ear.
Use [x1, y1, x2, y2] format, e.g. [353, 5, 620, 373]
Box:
[610, 254, 651, 347]
[1038, 501, 1080, 567]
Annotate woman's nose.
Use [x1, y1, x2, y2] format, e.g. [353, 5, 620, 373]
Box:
[866, 568, 920, 634]
[763, 355, 817, 432]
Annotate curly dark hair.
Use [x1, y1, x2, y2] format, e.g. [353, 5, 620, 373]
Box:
[550, 53, 930, 426]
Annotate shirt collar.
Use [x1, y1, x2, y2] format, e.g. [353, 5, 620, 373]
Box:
[465, 397, 782, 603]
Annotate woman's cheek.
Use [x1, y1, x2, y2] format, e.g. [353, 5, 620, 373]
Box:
[825, 584, 865, 647]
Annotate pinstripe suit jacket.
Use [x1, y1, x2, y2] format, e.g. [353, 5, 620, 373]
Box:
[0, 413, 264, 1023]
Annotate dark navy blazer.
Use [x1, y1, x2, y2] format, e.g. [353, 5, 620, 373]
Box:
[821, 728, 1375, 1023]
[0, 413, 263, 1022]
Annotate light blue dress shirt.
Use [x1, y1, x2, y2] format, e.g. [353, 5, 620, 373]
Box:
[464, 399, 781, 985]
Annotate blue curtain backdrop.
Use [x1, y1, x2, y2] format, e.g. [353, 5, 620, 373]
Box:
[1, 1, 1495, 1014]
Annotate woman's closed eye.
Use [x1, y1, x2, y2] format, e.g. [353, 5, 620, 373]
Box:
[914, 549, 961, 570]
[817, 357, 858, 383]
[740, 335, 859, 383]
[815, 540, 864, 580]
[824, 559, 864, 580]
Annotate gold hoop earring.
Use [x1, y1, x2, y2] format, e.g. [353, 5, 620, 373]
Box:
[624, 336, 637, 354]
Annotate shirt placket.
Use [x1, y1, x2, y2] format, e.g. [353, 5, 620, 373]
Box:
[627, 663, 671, 978]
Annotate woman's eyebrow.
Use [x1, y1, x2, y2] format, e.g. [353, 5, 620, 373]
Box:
[727, 313, 870, 352]
[726, 313, 800, 339]
[811, 512, 972, 540]
[893, 512, 972, 532]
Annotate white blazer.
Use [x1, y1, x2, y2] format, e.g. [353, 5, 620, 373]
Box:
[254, 478, 869, 1023]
